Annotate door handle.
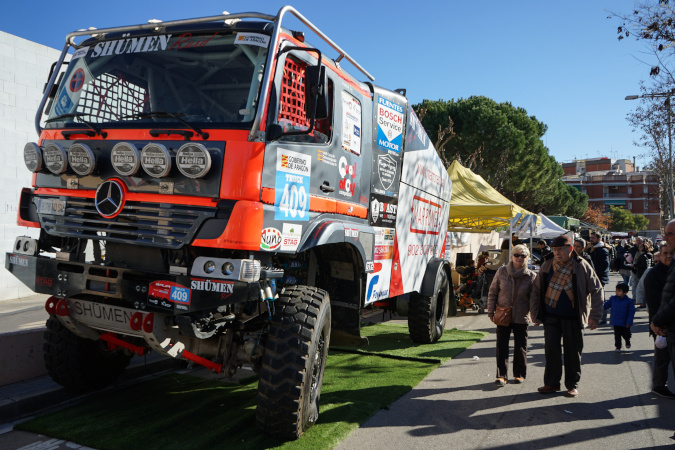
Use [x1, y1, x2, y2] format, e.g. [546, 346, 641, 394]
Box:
[320, 182, 335, 193]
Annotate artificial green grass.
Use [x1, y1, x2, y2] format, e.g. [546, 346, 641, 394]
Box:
[17, 324, 486, 450]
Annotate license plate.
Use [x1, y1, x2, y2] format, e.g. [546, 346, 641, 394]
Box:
[38, 198, 66, 216]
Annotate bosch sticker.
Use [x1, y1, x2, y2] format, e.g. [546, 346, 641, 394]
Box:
[149, 281, 191, 305]
[261, 227, 282, 251]
[275, 149, 311, 221]
[377, 97, 404, 153]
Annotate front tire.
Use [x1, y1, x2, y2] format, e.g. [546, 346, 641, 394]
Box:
[408, 266, 450, 343]
[256, 286, 331, 439]
[44, 316, 132, 391]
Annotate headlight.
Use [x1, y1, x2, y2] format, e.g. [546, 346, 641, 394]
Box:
[222, 262, 235, 275]
[111, 142, 141, 176]
[203, 260, 216, 274]
[67, 143, 96, 176]
[24, 142, 43, 173]
[141, 143, 171, 178]
[176, 143, 211, 179]
[43, 143, 68, 174]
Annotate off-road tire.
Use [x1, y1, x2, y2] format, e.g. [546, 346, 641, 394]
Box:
[44, 316, 132, 391]
[256, 286, 331, 439]
[408, 267, 450, 344]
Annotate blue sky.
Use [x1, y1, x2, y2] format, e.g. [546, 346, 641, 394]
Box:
[1, 0, 651, 166]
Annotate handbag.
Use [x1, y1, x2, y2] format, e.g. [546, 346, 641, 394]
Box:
[491, 276, 523, 327]
[492, 305, 512, 326]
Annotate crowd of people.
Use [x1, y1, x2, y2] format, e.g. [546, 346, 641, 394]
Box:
[479, 227, 675, 399]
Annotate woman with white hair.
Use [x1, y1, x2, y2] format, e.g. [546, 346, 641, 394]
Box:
[487, 244, 538, 386]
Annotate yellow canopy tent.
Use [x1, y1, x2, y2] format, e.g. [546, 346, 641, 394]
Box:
[446, 160, 538, 232]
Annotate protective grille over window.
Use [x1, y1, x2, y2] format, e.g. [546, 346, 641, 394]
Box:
[78, 74, 148, 121]
[278, 56, 308, 128]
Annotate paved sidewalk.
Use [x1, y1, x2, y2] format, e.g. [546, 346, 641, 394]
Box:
[338, 273, 675, 449]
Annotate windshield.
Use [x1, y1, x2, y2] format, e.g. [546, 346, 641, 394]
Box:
[47, 31, 269, 128]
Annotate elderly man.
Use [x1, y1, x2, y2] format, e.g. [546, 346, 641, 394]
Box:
[531, 234, 604, 397]
[644, 242, 674, 398]
[651, 220, 675, 399]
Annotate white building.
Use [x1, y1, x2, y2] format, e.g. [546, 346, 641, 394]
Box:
[0, 31, 60, 301]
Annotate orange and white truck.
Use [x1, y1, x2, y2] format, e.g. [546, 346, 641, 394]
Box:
[6, 6, 453, 438]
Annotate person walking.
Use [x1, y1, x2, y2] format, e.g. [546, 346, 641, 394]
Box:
[604, 283, 636, 351]
[573, 238, 594, 271]
[651, 220, 675, 401]
[530, 234, 604, 398]
[644, 242, 675, 398]
[634, 242, 653, 307]
[589, 232, 610, 325]
[487, 244, 537, 386]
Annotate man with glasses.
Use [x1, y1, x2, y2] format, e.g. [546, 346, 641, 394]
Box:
[651, 221, 675, 399]
[530, 234, 604, 397]
[644, 242, 674, 398]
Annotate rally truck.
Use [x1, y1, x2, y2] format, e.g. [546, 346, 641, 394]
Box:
[6, 6, 454, 439]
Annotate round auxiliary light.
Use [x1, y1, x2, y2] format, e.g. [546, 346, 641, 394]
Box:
[222, 262, 234, 276]
[43, 143, 68, 174]
[67, 143, 96, 176]
[204, 260, 216, 274]
[111, 142, 141, 176]
[176, 143, 212, 179]
[24, 142, 43, 173]
[140, 143, 171, 178]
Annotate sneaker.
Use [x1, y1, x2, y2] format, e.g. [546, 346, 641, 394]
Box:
[514, 377, 525, 384]
[495, 378, 506, 387]
[626, 342, 631, 349]
[566, 388, 579, 397]
[652, 387, 675, 398]
[615, 347, 621, 352]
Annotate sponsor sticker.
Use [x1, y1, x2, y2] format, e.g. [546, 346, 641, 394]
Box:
[261, 227, 282, 251]
[410, 195, 442, 236]
[149, 281, 191, 305]
[190, 279, 235, 295]
[376, 97, 404, 153]
[281, 223, 302, 252]
[370, 195, 398, 227]
[9, 255, 29, 267]
[338, 156, 357, 198]
[275, 149, 311, 221]
[345, 227, 359, 239]
[90, 35, 173, 58]
[71, 46, 89, 60]
[341, 92, 362, 155]
[377, 154, 398, 191]
[235, 32, 270, 48]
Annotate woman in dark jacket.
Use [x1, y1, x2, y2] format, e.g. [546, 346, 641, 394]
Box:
[487, 244, 537, 386]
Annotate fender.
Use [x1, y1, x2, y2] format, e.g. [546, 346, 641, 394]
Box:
[296, 218, 373, 270]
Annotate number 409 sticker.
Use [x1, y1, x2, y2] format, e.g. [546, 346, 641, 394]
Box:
[275, 149, 311, 221]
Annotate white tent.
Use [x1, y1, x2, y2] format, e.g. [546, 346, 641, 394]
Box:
[513, 213, 569, 239]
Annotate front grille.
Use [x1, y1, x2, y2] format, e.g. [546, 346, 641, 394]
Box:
[39, 196, 216, 249]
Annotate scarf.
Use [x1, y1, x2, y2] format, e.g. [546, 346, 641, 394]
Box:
[544, 259, 575, 308]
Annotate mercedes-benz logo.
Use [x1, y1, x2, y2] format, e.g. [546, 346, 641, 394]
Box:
[95, 180, 125, 217]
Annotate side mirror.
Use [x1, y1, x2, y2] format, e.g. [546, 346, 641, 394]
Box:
[304, 65, 328, 120]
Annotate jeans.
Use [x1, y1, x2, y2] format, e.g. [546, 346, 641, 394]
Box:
[544, 316, 584, 390]
[495, 322, 528, 379]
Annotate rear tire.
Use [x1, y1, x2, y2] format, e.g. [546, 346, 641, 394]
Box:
[408, 267, 450, 343]
[256, 286, 331, 439]
[44, 316, 132, 391]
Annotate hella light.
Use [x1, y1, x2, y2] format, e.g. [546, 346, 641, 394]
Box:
[222, 262, 235, 276]
[43, 143, 68, 174]
[141, 143, 171, 178]
[176, 143, 211, 179]
[111, 142, 141, 176]
[24, 142, 43, 173]
[203, 260, 216, 274]
[239, 259, 261, 282]
[68, 143, 96, 176]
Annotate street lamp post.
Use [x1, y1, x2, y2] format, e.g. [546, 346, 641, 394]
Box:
[625, 89, 675, 223]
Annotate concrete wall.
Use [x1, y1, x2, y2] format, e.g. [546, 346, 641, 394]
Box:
[0, 32, 61, 301]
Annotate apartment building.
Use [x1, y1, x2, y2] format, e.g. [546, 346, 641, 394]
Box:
[561, 157, 661, 231]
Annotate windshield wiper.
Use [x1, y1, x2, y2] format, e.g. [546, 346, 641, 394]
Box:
[45, 113, 105, 137]
[121, 111, 209, 139]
